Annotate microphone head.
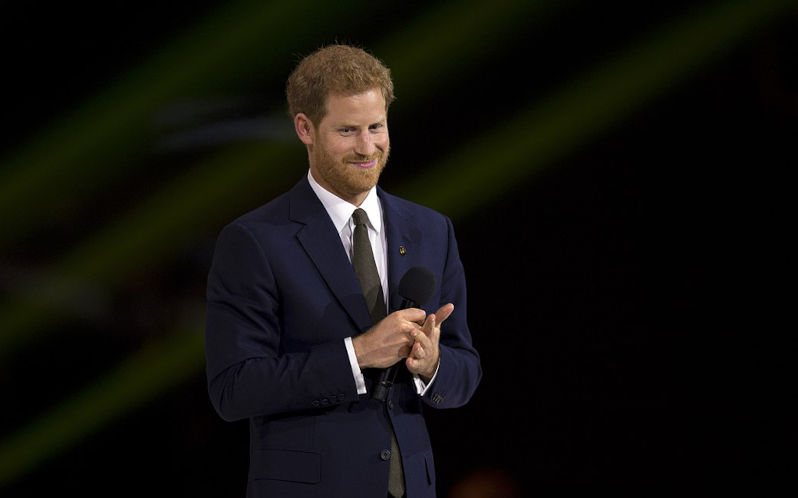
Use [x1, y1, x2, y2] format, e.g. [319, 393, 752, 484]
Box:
[398, 266, 436, 306]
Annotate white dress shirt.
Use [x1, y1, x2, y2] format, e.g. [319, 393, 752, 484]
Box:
[306, 170, 436, 395]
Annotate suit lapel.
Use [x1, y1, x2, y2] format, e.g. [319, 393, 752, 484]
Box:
[379, 188, 424, 313]
[289, 177, 373, 333]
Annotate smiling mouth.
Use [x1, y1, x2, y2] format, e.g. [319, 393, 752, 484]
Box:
[347, 156, 380, 169]
[350, 159, 377, 169]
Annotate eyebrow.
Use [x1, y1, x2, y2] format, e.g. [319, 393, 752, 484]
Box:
[335, 120, 386, 129]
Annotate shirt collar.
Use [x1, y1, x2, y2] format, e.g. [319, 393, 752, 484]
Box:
[307, 169, 382, 234]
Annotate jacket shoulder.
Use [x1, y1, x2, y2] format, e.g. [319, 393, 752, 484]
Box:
[229, 190, 291, 228]
[378, 188, 450, 224]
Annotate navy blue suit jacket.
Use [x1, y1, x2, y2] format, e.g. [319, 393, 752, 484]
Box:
[205, 176, 481, 497]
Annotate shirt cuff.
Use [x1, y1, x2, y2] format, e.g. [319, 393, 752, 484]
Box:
[344, 337, 367, 395]
[412, 359, 440, 396]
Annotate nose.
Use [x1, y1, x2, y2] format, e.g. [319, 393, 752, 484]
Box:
[354, 132, 376, 157]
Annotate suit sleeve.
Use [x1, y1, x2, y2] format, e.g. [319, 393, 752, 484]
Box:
[422, 216, 482, 409]
[204, 223, 358, 422]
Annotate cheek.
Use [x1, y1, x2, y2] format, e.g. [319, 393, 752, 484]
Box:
[325, 139, 352, 158]
[374, 135, 390, 152]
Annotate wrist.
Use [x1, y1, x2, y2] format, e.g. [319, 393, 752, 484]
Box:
[420, 357, 440, 383]
[351, 334, 373, 369]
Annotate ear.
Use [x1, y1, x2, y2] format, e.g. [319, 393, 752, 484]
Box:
[294, 113, 315, 146]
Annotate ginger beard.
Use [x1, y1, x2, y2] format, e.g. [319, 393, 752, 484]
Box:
[310, 135, 390, 202]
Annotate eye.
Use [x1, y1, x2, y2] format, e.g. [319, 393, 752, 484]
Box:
[369, 123, 384, 132]
[339, 127, 355, 136]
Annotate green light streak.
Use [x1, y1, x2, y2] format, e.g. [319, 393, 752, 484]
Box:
[379, 0, 565, 98]
[0, 325, 205, 486]
[0, 141, 300, 359]
[0, 0, 363, 249]
[399, 0, 796, 217]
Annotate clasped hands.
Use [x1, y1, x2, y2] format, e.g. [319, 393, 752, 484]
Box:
[352, 303, 454, 382]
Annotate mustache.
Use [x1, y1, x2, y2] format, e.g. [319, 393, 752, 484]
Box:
[344, 153, 382, 163]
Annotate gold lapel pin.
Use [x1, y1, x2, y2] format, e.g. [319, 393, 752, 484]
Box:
[399, 245, 407, 256]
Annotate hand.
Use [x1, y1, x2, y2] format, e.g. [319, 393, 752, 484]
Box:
[352, 308, 426, 369]
[406, 303, 454, 381]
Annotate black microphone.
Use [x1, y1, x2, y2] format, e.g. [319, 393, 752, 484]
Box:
[373, 266, 436, 402]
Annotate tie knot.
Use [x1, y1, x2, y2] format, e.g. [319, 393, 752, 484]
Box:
[352, 208, 369, 227]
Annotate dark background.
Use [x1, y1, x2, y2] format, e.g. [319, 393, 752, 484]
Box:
[1, 0, 795, 495]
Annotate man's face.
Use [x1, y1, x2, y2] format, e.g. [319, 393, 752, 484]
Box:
[307, 89, 390, 205]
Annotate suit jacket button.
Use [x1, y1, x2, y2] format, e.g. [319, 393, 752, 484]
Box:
[380, 449, 391, 461]
[312, 400, 320, 407]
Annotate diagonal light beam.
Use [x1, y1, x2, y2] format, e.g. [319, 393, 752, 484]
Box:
[0, 0, 366, 249]
[0, 140, 299, 359]
[400, 0, 796, 216]
[0, 323, 205, 487]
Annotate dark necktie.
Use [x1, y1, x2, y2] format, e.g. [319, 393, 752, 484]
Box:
[350, 208, 404, 498]
[352, 208, 387, 322]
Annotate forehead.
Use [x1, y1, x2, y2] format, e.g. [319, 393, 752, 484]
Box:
[321, 89, 387, 125]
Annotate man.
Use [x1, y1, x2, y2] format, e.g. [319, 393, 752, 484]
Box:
[205, 44, 481, 498]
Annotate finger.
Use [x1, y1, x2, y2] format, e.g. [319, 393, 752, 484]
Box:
[411, 327, 430, 350]
[419, 314, 436, 339]
[412, 342, 425, 359]
[434, 303, 455, 326]
[403, 321, 423, 340]
[429, 318, 441, 346]
[406, 353, 428, 372]
[398, 307, 427, 324]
